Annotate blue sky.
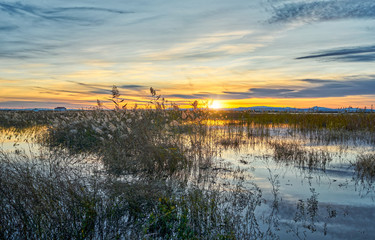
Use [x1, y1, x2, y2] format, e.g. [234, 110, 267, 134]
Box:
[1, 0, 375, 108]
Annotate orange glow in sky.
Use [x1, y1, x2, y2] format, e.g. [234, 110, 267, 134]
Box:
[0, 1, 374, 109]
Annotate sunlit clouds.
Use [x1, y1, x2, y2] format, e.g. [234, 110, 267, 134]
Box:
[1, 0, 375, 109]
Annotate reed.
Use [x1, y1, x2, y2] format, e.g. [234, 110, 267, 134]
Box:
[354, 154, 375, 183]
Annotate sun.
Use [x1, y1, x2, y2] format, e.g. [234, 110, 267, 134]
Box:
[209, 101, 222, 109]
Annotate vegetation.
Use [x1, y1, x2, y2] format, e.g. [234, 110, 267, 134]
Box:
[0, 87, 374, 239]
[211, 111, 375, 132]
[354, 154, 375, 183]
[270, 141, 332, 171]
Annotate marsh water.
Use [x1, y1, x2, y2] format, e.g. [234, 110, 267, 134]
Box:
[210, 123, 375, 239]
[1, 123, 375, 240]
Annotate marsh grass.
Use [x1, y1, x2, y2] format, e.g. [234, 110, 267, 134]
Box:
[0, 87, 272, 239]
[0, 148, 184, 239]
[43, 107, 210, 180]
[0, 146, 267, 239]
[270, 141, 332, 171]
[143, 183, 263, 240]
[0, 149, 102, 239]
[213, 111, 375, 132]
[354, 154, 375, 183]
[209, 111, 375, 145]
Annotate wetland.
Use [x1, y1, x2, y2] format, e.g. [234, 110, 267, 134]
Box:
[1, 106, 375, 239]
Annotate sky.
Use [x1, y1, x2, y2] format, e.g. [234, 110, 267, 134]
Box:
[1, 0, 375, 109]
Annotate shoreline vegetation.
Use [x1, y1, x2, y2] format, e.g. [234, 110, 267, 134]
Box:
[1, 109, 375, 131]
[1, 87, 375, 239]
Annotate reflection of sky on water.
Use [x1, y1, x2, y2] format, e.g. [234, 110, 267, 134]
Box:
[216, 131, 375, 239]
[273, 202, 375, 240]
[0, 128, 104, 178]
[0, 128, 41, 156]
[0, 127, 47, 159]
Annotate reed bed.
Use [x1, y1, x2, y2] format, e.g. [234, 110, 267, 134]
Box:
[0, 89, 269, 239]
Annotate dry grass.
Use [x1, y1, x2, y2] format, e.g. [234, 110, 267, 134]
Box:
[270, 141, 332, 171]
[354, 154, 375, 183]
[0, 88, 271, 239]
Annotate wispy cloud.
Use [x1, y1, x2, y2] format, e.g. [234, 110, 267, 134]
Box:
[0, 100, 86, 108]
[220, 75, 375, 99]
[0, 2, 132, 23]
[296, 45, 375, 62]
[166, 92, 221, 99]
[119, 84, 147, 90]
[34, 86, 89, 96]
[44, 7, 131, 15]
[36, 82, 147, 97]
[0, 25, 18, 31]
[72, 82, 146, 92]
[268, 0, 375, 23]
[0, 41, 64, 59]
[144, 31, 258, 62]
[0, 1, 134, 60]
[301, 79, 333, 84]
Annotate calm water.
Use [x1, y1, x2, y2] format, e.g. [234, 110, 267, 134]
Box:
[213, 125, 375, 240]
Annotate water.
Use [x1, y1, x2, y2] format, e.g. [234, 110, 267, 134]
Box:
[213, 125, 375, 239]
[1, 124, 375, 239]
[0, 127, 44, 155]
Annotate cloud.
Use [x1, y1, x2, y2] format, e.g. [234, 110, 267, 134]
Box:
[290, 78, 375, 98]
[34, 86, 89, 95]
[89, 90, 111, 95]
[166, 92, 222, 100]
[67, 82, 147, 93]
[0, 2, 132, 23]
[32, 82, 148, 100]
[165, 76, 375, 101]
[0, 1, 135, 61]
[0, 25, 18, 31]
[249, 88, 295, 96]
[301, 79, 334, 84]
[68, 82, 120, 95]
[336, 54, 375, 62]
[0, 100, 85, 108]
[44, 7, 132, 15]
[222, 76, 375, 99]
[119, 84, 146, 90]
[0, 41, 63, 59]
[268, 0, 375, 23]
[167, 94, 197, 99]
[296, 45, 375, 62]
[143, 31, 257, 62]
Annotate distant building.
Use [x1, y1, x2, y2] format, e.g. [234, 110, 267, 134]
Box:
[54, 107, 67, 111]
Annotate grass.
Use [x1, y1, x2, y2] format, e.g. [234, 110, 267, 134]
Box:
[270, 141, 332, 171]
[0, 88, 267, 239]
[0, 147, 265, 239]
[209, 111, 375, 132]
[354, 154, 375, 183]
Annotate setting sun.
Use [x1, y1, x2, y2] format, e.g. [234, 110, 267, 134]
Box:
[209, 101, 222, 109]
